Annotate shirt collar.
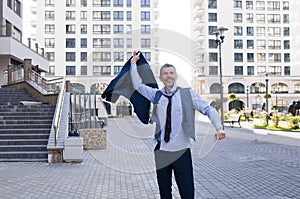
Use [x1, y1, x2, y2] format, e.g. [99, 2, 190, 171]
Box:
[161, 84, 178, 95]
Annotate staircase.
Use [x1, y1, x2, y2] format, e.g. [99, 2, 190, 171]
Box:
[0, 88, 55, 162]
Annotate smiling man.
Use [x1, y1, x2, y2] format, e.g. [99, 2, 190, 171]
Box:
[130, 51, 225, 199]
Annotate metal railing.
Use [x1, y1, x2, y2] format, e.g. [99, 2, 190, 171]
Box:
[53, 76, 66, 146]
[2, 64, 24, 85]
[69, 92, 105, 133]
[29, 70, 63, 93]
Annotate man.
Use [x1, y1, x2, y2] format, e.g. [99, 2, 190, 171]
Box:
[131, 51, 225, 199]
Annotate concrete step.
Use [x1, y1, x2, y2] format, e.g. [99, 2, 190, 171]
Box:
[0, 139, 48, 145]
[0, 158, 48, 162]
[0, 151, 48, 159]
[0, 124, 51, 129]
[0, 112, 54, 116]
[0, 128, 51, 134]
[0, 120, 52, 125]
[0, 145, 47, 152]
[1, 116, 54, 120]
[0, 134, 49, 139]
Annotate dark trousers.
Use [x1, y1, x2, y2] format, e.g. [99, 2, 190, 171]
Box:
[154, 145, 194, 199]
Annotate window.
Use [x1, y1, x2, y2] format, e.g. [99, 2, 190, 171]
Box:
[234, 26, 243, 36]
[14, 0, 21, 16]
[93, 25, 111, 34]
[267, 1, 280, 11]
[234, 13, 242, 23]
[49, 65, 55, 75]
[45, 11, 55, 20]
[143, 52, 151, 61]
[46, 52, 55, 61]
[141, 0, 150, 7]
[66, 25, 76, 34]
[269, 53, 281, 62]
[208, 0, 217, 9]
[81, 52, 87, 62]
[114, 11, 123, 20]
[114, 25, 123, 34]
[257, 53, 266, 62]
[141, 25, 150, 34]
[114, 52, 124, 61]
[247, 66, 254, 75]
[283, 1, 289, 10]
[256, 27, 265, 36]
[256, 14, 265, 23]
[81, 11, 87, 20]
[234, 0, 242, 9]
[127, 38, 132, 48]
[93, 38, 111, 48]
[127, 0, 131, 7]
[257, 66, 266, 75]
[256, 1, 265, 10]
[81, 38, 87, 48]
[283, 27, 290, 36]
[209, 66, 218, 75]
[208, 26, 217, 34]
[247, 27, 254, 36]
[93, 66, 111, 76]
[234, 40, 243, 49]
[66, 11, 76, 20]
[45, 24, 55, 33]
[247, 53, 254, 62]
[66, 0, 76, 7]
[208, 13, 217, 22]
[81, 24, 87, 34]
[234, 53, 243, 62]
[45, 38, 55, 48]
[268, 40, 281, 49]
[93, 0, 110, 7]
[209, 53, 218, 62]
[247, 40, 254, 49]
[93, 52, 111, 61]
[81, 0, 87, 6]
[114, 66, 122, 75]
[209, 39, 218, 48]
[126, 25, 132, 34]
[81, 66, 87, 75]
[269, 66, 281, 75]
[284, 40, 290, 49]
[210, 83, 220, 94]
[45, 0, 54, 6]
[257, 40, 266, 49]
[141, 38, 151, 48]
[283, 14, 289, 24]
[66, 38, 75, 48]
[284, 53, 290, 62]
[268, 27, 280, 37]
[284, 66, 290, 75]
[114, 0, 123, 7]
[114, 38, 124, 48]
[7, 0, 12, 8]
[246, 13, 253, 23]
[66, 52, 76, 61]
[127, 11, 132, 21]
[93, 11, 110, 20]
[268, 14, 280, 23]
[234, 66, 243, 75]
[66, 66, 75, 75]
[141, 11, 150, 21]
[246, 1, 253, 9]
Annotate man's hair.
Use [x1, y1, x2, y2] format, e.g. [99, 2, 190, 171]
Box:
[160, 63, 176, 75]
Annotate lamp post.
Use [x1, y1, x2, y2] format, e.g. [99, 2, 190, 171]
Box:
[211, 26, 229, 130]
[246, 85, 249, 109]
[265, 72, 271, 126]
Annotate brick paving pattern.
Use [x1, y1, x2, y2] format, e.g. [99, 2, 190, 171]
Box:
[1, 117, 300, 198]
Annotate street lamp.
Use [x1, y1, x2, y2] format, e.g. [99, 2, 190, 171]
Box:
[246, 85, 249, 109]
[211, 26, 229, 130]
[265, 72, 271, 125]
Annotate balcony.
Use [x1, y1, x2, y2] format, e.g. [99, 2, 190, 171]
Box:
[31, 6, 36, 14]
[193, 7, 204, 18]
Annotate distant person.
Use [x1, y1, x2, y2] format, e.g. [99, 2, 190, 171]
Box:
[288, 101, 297, 116]
[262, 102, 266, 111]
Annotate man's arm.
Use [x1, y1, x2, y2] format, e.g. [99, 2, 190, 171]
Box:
[190, 89, 225, 140]
[130, 52, 157, 102]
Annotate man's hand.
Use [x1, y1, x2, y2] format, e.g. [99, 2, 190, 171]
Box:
[215, 131, 226, 141]
[131, 51, 140, 64]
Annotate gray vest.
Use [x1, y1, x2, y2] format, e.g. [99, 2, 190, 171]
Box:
[151, 87, 195, 141]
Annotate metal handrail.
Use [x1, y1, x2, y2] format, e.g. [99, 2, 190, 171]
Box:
[29, 70, 63, 93]
[53, 76, 66, 145]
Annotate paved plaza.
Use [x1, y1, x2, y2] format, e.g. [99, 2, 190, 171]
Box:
[1, 116, 300, 199]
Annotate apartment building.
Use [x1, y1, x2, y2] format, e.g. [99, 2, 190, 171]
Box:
[192, 0, 300, 112]
[0, 0, 48, 86]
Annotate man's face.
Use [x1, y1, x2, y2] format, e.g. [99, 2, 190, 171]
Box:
[159, 67, 177, 88]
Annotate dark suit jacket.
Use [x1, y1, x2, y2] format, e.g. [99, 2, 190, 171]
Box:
[101, 52, 158, 124]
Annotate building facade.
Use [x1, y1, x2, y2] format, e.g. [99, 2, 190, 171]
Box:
[30, 0, 159, 115]
[0, 0, 48, 86]
[192, 0, 300, 112]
